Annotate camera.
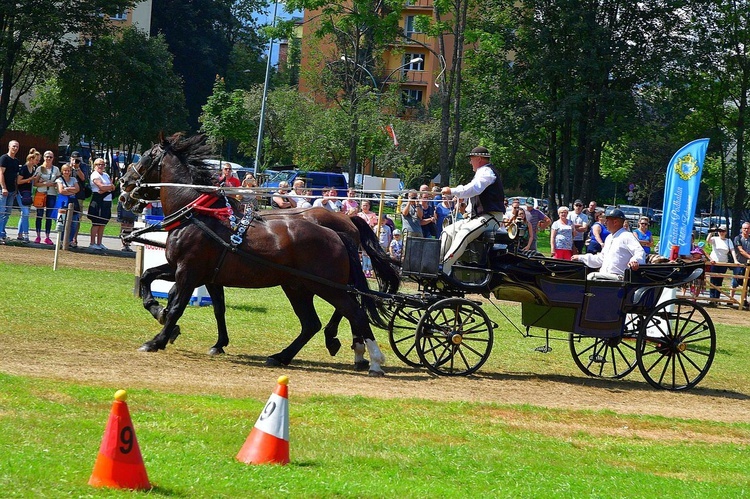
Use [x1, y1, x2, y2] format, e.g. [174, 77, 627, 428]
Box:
[71, 158, 80, 164]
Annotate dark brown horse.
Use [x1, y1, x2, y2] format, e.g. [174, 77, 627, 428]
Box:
[122, 180, 399, 363]
[120, 133, 389, 375]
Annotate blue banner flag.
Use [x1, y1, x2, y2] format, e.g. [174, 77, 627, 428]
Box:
[659, 138, 710, 258]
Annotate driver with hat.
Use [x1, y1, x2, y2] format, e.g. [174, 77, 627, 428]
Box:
[440, 146, 505, 276]
[572, 208, 645, 280]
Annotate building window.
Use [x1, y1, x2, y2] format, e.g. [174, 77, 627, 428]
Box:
[405, 16, 422, 39]
[111, 11, 127, 21]
[402, 53, 425, 71]
[402, 89, 423, 107]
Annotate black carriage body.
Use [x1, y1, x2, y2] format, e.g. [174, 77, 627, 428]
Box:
[396, 232, 714, 389]
[402, 233, 704, 338]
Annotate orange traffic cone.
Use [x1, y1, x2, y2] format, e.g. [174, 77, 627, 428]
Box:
[236, 376, 290, 465]
[89, 390, 151, 490]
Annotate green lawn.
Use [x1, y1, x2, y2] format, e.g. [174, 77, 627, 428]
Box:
[0, 259, 748, 496]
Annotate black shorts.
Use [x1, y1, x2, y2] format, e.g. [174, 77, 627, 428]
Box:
[87, 193, 112, 226]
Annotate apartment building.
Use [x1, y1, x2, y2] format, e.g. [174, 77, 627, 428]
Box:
[299, 0, 454, 108]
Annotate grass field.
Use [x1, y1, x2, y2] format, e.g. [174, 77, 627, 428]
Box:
[1, 258, 749, 497]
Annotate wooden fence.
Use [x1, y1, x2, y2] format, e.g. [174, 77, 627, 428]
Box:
[678, 261, 749, 310]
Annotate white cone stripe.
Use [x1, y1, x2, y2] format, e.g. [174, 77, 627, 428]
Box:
[254, 393, 289, 441]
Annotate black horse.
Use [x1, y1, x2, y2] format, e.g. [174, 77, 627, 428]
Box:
[120, 133, 389, 375]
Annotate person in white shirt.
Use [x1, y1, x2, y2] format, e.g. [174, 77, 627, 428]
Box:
[569, 199, 590, 254]
[290, 179, 311, 208]
[572, 208, 645, 280]
[312, 187, 340, 212]
[706, 224, 739, 303]
[440, 146, 505, 276]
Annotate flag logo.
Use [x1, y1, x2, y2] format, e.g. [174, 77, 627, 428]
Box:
[675, 153, 699, 180]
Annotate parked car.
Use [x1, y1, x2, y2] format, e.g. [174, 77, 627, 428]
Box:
[262, 170, 348, 198]
[615, 205, 655, 225]
[693, 216, 731, 236]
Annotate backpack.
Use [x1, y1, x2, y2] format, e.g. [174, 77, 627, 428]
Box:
[75, 167, 92, 200]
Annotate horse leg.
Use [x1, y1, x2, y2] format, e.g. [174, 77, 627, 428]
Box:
[205, 283, 228, 355]
[138, 275, 195, 352]
[266, 286, 322, 366]
[323, 311, 343, 356]
[320, 291, 384, 376]
[140, 263, 175, 324]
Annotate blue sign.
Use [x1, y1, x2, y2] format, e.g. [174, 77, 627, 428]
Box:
[659, 139, 710, 258]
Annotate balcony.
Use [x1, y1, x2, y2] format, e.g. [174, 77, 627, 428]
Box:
[403, 0, 433, 9]
[382, 69, 428, 86]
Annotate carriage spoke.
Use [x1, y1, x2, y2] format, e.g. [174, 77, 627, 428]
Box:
[637, 299, 716, 390]
[416, 298, 494, 376]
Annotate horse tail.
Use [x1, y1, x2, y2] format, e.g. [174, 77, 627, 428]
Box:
[338, 231, 390, 331]
[349, 215, 401, 295]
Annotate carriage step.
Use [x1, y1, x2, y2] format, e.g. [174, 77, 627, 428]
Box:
[589, 354, 606, 363]
[534, 345, 552, 353]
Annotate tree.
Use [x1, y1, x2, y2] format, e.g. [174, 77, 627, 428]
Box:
[690, 1, 750, 229]
[410, 0, 474, 186]
[151, 0, 267, 131]
[466, 0, 696, 210]
[0, 0, 133, 136]
[21, 28, 187, 158]
[283, 0, 404, 185]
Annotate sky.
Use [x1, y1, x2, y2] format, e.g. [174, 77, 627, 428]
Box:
[254, 4, 302, 65]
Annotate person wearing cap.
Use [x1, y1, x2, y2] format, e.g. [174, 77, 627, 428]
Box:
[69, 151, 90, 247]
[572, 208, 645, 280]
[440, 146, 505, 276]
[570, 199, 589, 254]
[524, 197, 550, 252]
[706, 224, 739, 305]
[389, 229, 403, 260]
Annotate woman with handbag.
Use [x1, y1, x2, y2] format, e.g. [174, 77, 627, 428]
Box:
[32, 151, 59, 245]
[86, 158, 115, 250]
[14, 149, 40, 242]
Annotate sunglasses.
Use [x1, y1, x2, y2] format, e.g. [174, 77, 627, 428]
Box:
[574, 204, 582, 206]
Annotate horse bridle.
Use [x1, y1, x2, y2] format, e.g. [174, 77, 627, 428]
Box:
[125, 143, 169, 201]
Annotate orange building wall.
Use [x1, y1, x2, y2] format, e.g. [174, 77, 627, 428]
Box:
[299, 1, 457, 108]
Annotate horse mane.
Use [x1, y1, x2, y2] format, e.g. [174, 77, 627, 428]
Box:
[163, 133, 215, 186]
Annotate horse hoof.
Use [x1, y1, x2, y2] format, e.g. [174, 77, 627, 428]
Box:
[168, 326, 181, 344]
[265, 356, 289, 367]
[326, 337, 342, 357]
[354, 359, 370, 371]
[208, 347, 225, 356]
[368, 369, 385, 377]
[138, 343, 159, 352]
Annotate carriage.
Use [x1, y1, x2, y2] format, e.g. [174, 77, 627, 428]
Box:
[120, 133, 714, 390]
[384, 229, 715, 391]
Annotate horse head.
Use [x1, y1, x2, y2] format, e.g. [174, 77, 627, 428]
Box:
[119, 133, 215, 213]
[119, 140, 168, 210]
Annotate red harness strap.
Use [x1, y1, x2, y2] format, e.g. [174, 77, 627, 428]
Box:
[163, 194, 234, 232]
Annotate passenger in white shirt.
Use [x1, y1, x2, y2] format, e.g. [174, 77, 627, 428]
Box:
[572, 208, 645, 280]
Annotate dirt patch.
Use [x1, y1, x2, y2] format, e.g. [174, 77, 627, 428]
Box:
[2, 246, 749, 424]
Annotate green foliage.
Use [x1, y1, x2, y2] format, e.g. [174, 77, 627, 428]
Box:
[0, 0, 135, 135]
[200, 77, 257, 156]
[151, 0, 268, 131]
[22, 29, 187, 151]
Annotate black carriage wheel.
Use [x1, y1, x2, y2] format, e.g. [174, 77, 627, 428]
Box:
[415, 298, 493, 376]
[387, 304, 423, 368]
[569, 313, 639, 379]
[636, 299, 716, 390]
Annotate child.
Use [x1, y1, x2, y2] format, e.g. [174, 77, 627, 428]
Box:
[389, 229, 403, 261]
